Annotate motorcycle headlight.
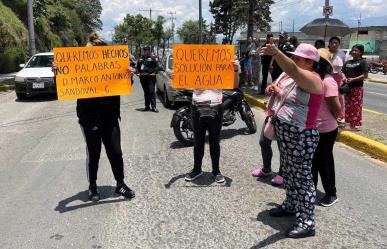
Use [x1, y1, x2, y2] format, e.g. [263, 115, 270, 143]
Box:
[14, 76, 25, 83]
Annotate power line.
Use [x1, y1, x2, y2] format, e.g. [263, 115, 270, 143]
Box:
[139, 8, 162, 20]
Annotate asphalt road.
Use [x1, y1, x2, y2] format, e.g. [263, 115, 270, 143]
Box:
[364, 81, 387, 114]
[0, 80, 386, 249]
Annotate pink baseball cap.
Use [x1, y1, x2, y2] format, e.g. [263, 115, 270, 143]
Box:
[288, 43, 320, 62]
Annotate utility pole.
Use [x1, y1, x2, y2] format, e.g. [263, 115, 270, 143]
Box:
[357, 13, 362, 41]
[27, 0, 36, 56]
[167, 11, 176, 45]
[139, 8, 162, 20]
[199, 0, 203, 44]
[292, 20, 295, 35]
[247, 0, 254, 39]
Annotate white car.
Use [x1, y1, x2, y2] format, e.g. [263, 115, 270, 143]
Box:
[156, 50, 191, 107]
[14, 52, 55, 99]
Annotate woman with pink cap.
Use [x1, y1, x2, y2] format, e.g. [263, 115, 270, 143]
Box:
[260, 41, 327, 238]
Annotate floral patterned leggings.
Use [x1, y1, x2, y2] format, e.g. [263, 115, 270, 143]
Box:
[345, 87, 363, 127]
[274, 119, 319, 230]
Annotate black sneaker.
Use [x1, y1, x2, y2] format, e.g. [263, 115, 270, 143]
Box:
[320, 195, 338, 207]
[141, 107, 150, 112]
[184, 169, 203, 182]
[115, 183, 135, 199]
[151, 107, 159, 113]
[286, 227, 315, 239]
[88, 185, 100, 202]
[213, 173, 225, 183]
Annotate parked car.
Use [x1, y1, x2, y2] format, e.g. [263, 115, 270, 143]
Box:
[156, 50, 191, 107]
[14, 52, 55, 99]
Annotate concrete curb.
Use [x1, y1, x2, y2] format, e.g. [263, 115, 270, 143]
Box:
[244, 93, 387, 163]
[0, 85, 15, 91]
[367, 78, 387, 84]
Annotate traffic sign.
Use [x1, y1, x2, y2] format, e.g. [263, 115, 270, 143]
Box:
[323, 6, 333, 16]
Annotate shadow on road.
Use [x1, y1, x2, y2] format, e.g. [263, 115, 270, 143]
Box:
[169, 128, 252, 150]
[249, 203, 293, 248]
[15, 93, 58, 102]
[220, 127, 252, 140]
[55, 186, 130, 213]
[164, 172, 233, 189]
[169, 141, 190, 149]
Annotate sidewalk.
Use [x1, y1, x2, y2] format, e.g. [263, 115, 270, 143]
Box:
[367, 72, 387, 84]
[242, 87, 387, 163]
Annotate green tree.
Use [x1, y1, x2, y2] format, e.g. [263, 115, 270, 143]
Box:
[209, 0, 273, 43]
[177, 19, 216, 44]
[75, 0, 103, 33]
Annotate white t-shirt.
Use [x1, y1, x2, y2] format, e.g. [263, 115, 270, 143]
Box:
[192, 89, 223, 106]
[331, 51, 345, 74]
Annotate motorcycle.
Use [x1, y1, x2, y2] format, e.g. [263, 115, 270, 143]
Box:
[368, 61, 387, 74]
[170, 88, 257, 146]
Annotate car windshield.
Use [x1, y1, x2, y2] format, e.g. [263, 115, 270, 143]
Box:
[168, 56, 173, 70]
[26, 55, 54, 68]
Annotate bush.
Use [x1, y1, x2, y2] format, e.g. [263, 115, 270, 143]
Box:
[0, 46, 26, 73]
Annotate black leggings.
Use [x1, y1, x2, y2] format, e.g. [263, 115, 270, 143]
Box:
[140, 76, 156, 108]
[81, 120, 124, 185]
[192, 105, 223, 174]
[259, 116, 281, 174]
[312, 128, 338, 197]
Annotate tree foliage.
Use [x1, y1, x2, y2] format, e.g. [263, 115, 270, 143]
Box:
[1, 0, 103, 52]
[113, 14, 171, 57]
[176, 20, 216, 44]
[209, 0, 274, 44]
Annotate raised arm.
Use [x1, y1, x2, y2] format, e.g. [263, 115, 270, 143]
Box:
[261, 40, 322, 94]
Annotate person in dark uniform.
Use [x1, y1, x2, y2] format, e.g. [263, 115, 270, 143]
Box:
[136, 45, 159, 112]
[53, 32, 136, 202]
[270, 31, 295, 81]
[260, 33, 273, 94]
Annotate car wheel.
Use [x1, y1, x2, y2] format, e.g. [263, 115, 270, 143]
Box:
[163, 86, 171, 108]
[16, 92, 27, 100]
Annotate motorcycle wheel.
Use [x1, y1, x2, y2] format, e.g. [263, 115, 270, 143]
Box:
[240, 101, 257, 134]
[173, 111, 194, 146]
[370, 67, 378, 74]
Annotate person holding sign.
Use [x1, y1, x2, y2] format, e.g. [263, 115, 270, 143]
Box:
[180, 61, 240, 184]
[260, 40, 328, 238]
[136, 45, 159, 112]
[53, 32, 136, 202]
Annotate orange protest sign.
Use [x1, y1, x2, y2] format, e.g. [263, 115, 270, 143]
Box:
[172, 44, 235, 89]
[53, 45, 132, 100]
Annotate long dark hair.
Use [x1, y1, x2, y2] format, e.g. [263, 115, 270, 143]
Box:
[314, 59, 333, 80]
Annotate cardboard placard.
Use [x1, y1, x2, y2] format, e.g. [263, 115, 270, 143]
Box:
[172, 44, 235, 89]
[53, 45, 132, 100]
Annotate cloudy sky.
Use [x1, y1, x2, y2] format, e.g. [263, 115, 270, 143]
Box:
[100, 0, 387, 40]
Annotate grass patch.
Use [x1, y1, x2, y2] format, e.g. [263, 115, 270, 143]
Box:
[0, 78, 15, 86]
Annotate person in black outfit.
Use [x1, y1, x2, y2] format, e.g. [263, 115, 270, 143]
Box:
[270, 31, 295, 81]
[136, 45, 159, 112]
[260, 33, 273, 94]
[53, 33, 135, 202]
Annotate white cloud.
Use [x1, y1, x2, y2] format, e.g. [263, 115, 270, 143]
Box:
[100, 0, 212, 39]
[99, 0, 386, 39]
[347, 0, 385, 16]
